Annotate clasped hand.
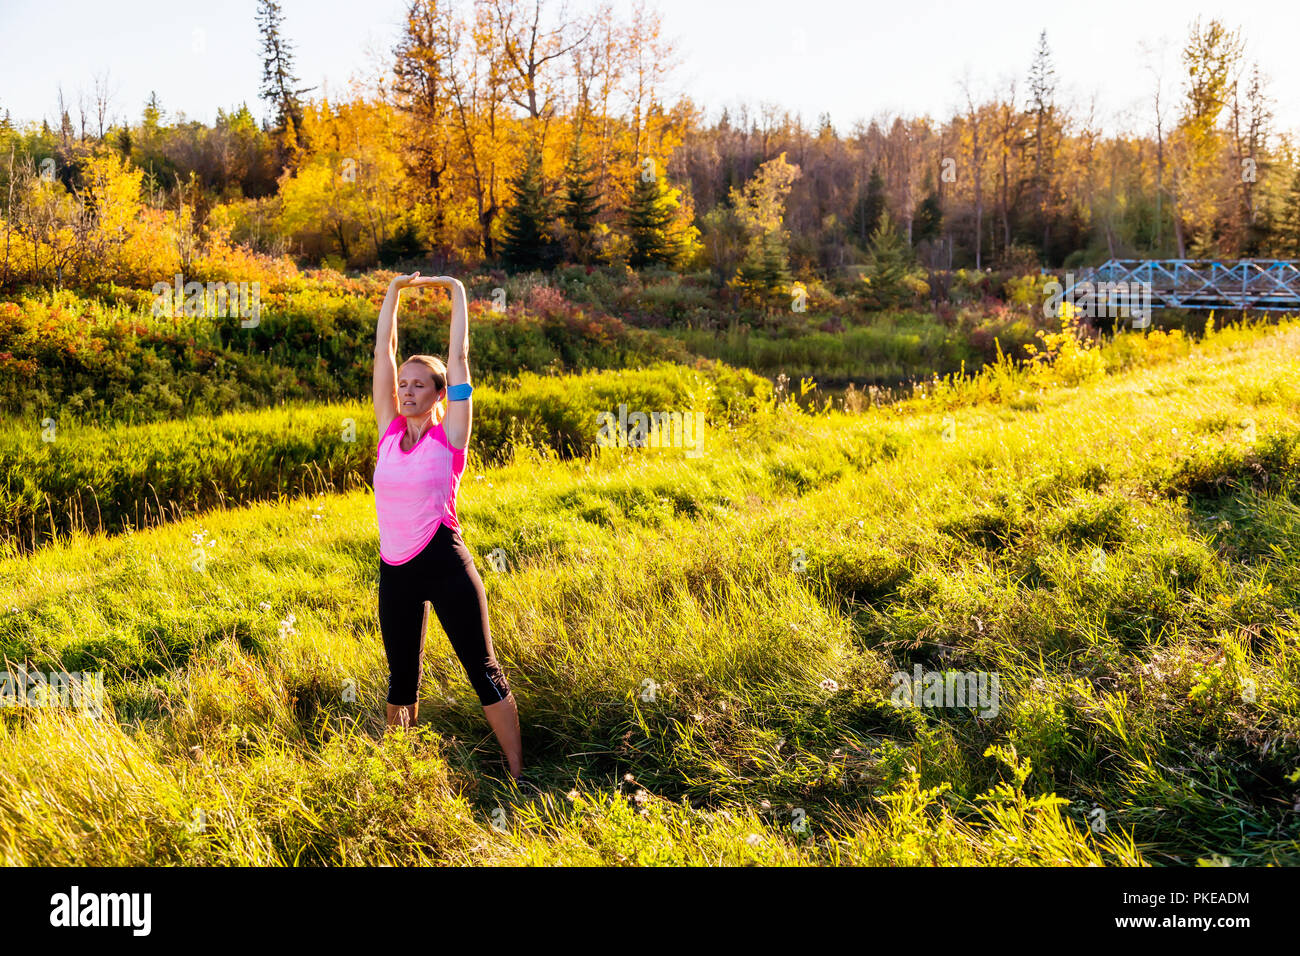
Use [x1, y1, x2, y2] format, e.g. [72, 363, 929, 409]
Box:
[390, 270, 461, 292]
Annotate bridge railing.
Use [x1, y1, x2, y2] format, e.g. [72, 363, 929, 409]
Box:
[1060, 259, 1300, 312]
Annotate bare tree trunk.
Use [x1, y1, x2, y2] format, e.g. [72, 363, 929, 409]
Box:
[2, 144, 14, 290]
[963, 86, 985, 270]
[1154, 105, 1165, 251]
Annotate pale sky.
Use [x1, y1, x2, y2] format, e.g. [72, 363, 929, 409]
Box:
[1, 0, 1297, 141]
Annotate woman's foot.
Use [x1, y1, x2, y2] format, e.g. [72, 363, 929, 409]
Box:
[385, 701, 418, 729]
[481, 693, 522, 779]
[498, 759, 542, 796]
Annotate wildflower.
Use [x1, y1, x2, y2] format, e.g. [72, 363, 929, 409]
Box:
[566, 789, 581, 803]
[820, 678, 838, 693]
[278, 613, 297, 638]
[258, 601, 271, 612]
[745, 833, 762, 846]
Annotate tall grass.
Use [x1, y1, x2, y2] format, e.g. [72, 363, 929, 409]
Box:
[668, 313, 976, 384]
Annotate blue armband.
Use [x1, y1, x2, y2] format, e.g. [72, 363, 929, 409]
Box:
[446, 382, 473, 401]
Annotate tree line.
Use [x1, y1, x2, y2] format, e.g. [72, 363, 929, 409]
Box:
[2, 4, 1299, 296]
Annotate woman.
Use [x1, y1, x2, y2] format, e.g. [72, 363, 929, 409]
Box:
[372, 271, 522, 782]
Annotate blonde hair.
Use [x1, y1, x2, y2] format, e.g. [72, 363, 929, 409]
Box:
[399, 354, 448, 401]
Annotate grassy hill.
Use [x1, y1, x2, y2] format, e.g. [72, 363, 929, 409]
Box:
[1, 318, 1299, 865]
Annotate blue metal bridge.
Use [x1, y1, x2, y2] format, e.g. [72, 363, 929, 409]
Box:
[1060, 259, 1300, 314]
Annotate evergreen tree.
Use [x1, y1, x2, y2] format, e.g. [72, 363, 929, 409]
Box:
[561, 135, 602, 264]
[500, 142, 559, 271]
[626, 165, 678, 267]
[256, 0, 314, 162]
[377, 221, 423, 267]
[850, 165, 886, 247]
[863, 209, 914, 306]
[912, 170, 943, 245]
[1027, 28, 1058, 255]
[1278, 167, 1300, 258]
[142, 92, 162, 135]
[733, 230, 791, 292]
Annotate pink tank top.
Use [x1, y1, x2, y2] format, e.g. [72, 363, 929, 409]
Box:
[373, 415, 467, 564]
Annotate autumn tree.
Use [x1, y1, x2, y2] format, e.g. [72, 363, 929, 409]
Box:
[697, 202, 747, 287]
[994, 77, 1024, 259]
[960, 79, 987, 269]
[441, 1, 517, 262]
[9, 152, 82, 286]
[487, 0, 595, 128]
[1172, 16, 1243, 256]
[1142, 37, 1173, 253]
[392, 0, 458, 255]
[279, 95, 412, 267]
[1228, 61, 1272, 254]
[728, 151, 800, 291]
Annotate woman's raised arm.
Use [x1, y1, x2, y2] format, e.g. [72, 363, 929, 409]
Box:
[436, 277, 472, 451]
[374, 273, 416, 433]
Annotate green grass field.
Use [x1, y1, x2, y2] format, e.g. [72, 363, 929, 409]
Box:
[2, 318, 1299, 865]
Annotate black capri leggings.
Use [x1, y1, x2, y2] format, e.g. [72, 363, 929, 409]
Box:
[378, 521, 511, 707]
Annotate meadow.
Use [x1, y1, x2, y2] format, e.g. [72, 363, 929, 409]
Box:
[2, 310, 1298, 865]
